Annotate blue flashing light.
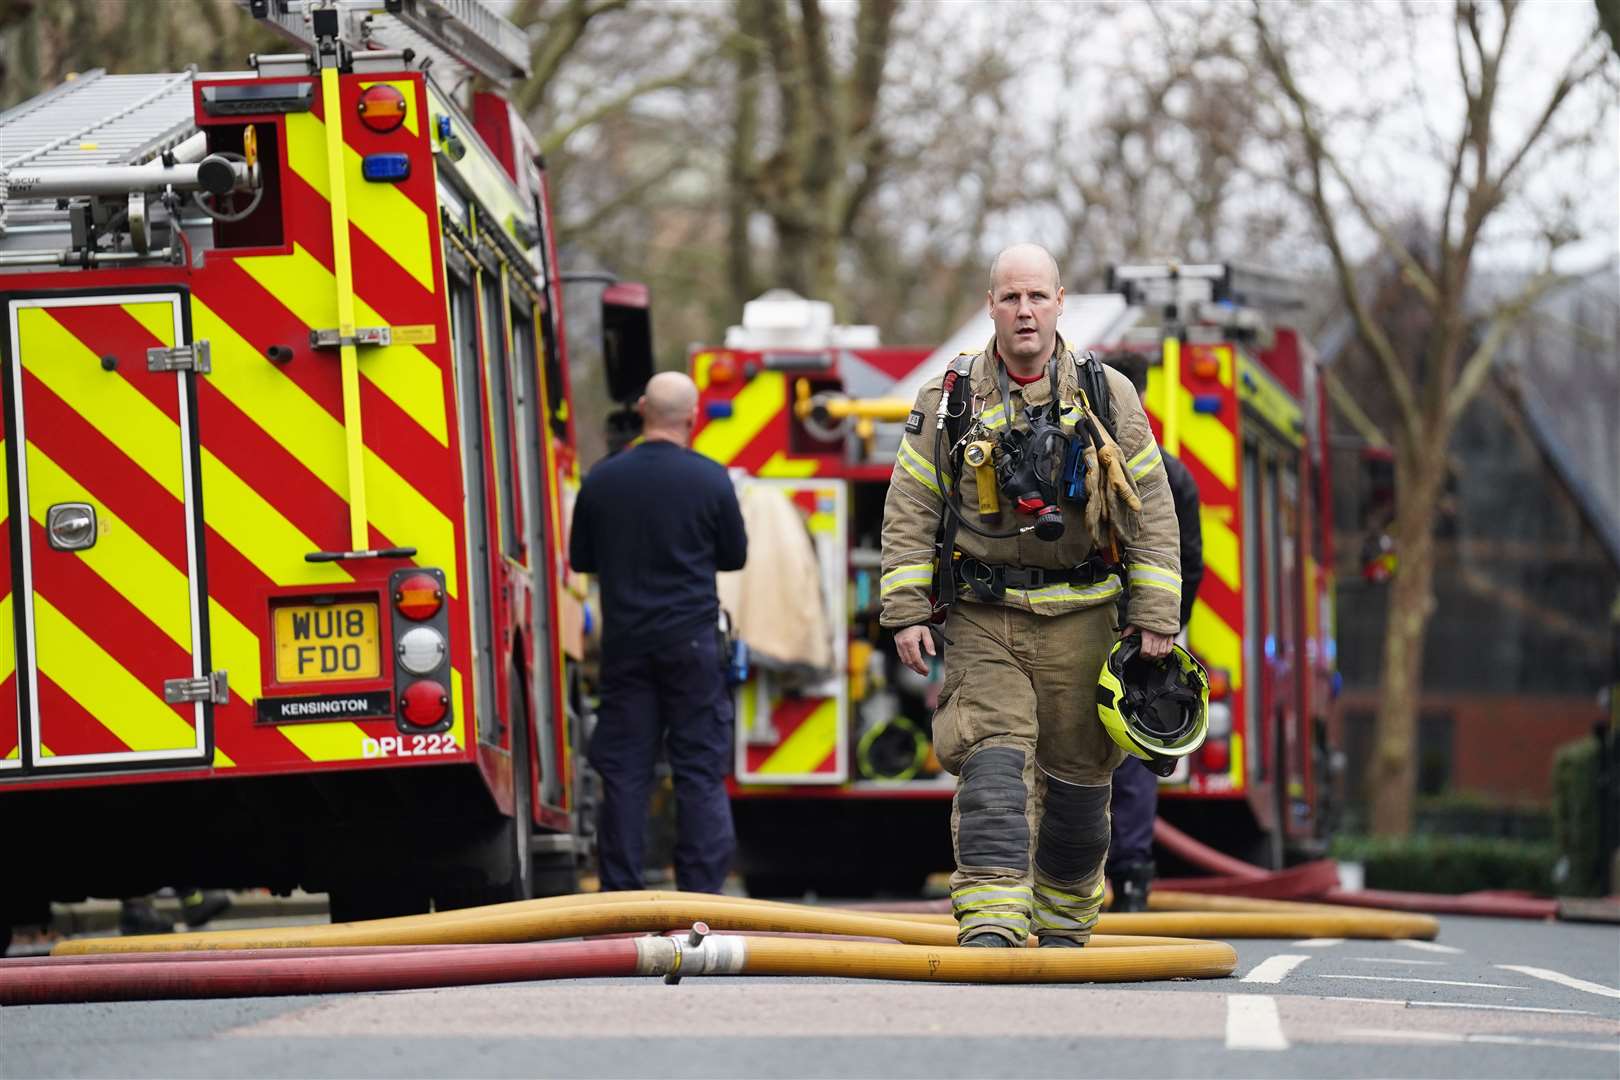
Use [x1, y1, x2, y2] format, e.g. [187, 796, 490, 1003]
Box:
[436, 114, 452, 140]
[706, 402, 734, 420]
[362, 153, 411, 182]
[1193, 394, 1223, 415]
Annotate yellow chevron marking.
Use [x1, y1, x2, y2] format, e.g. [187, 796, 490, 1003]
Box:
[33, 593, 212, 756]
[1188, 597, 1243, 692]
[192, 297, 457, 598]
[3, 746, 15, 760]
[121, 299, 177, 349]
[24, 445, 192, 653]
[693, 372, 784, 466]
[210, 599, 262, 703]
[0, 593, 12, 685]
[1175, 383, 1236, 491]
[1228, 730, 1245, 788]
[236, 245, 448, 447]
[758, 451, 818, 478]
[692, 352, 715, 391]
[19, 307, 349, 589]
[451, 666, 466, 751]
[358, 80, 420, 137]
[1201, 509, 1240, 593]
[275, 717, 369, 762]
[757, 699, 837, 775]
[284, 113, 434, 291]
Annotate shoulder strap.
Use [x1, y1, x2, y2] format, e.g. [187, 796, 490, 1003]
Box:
[1078, 350, 1116, 440]
[944, 353, 976, 462]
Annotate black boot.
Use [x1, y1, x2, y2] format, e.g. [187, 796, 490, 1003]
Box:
[1110, 860, 1155, 913]
[179, 889, 232, 929]
[1037, 935, 1085, 948]
[961, 932, 1015, 947]
[119, 898, 174, 936]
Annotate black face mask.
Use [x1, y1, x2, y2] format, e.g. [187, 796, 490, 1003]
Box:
[994, 401, 1070, 541]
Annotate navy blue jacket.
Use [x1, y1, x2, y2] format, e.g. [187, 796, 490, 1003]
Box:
[569, 439, 748, 661]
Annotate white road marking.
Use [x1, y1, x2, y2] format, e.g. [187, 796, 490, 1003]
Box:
[1241, 954, 1310, 984]
[1497, 965, 1620, 1000]
[1293, 937, 1344, 947]
[1320, 974, 1524, 989]
[1324, 995, 1591, 1015]
[1349, 957, 1445, 965]
[1226, 995, 1289, 1051]
[1345, 1029, 1620, 1053]
[1397, 939, 1463, 954]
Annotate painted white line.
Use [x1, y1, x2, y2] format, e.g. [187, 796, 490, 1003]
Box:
[1397, 939, 1463, 954]
[1320, 974, 1524, 990]
[1293, 937, 1345, 947]
[1241, 954, 1310, 984]
[1345, 1029, 1620, 1053]
[1497, 965, 1620, 1000]
[1226, 995, 1289, 1051]
[1349, 957, 1445, 966]
[1324, 996, 1590, 1015]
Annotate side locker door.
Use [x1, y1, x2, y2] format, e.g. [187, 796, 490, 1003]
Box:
[7, 293, 212, 772]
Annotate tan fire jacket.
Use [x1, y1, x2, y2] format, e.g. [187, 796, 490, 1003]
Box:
[879, 338, 1182, 635]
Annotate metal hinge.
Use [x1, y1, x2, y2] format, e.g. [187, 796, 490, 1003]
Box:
[310, 326, 390, 349]
[147, 341, 212, 374]
[163, 670, 229, 706]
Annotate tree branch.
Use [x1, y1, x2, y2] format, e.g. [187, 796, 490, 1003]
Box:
[538, 60, 708, 157]
[1322, 362, 1392, 450]
[1444, 267, 1579, 427]
[518, 0, 631, 115]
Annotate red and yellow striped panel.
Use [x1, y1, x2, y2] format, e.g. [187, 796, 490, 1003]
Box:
[0, 433, 16, 770]
[13, 299, 210, 765]
[691, 353, 818, 478]
[1146, 343, 1244, 791]
[740, 695, 840, 779]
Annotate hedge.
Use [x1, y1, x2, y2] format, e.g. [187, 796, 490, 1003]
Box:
[1551, 735, 1605, 898]
[1330, 833, 1557, 895]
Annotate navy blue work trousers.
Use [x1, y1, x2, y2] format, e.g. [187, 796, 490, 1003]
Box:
[589, 632, 736, 893]
[1107, 757, 1157, 872]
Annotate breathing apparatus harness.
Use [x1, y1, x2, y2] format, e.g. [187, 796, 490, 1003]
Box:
[928, 347, 1118, 616]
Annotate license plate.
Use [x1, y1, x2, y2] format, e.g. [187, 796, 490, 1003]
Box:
[273, 600, 381, 684]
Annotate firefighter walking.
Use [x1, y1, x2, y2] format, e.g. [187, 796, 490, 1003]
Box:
[880, 243, 1184, 946]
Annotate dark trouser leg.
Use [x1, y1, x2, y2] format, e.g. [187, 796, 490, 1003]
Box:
[1107, 758, 1158, 874]
[589, 654, 662, 892]
[657, 633, 736, 893]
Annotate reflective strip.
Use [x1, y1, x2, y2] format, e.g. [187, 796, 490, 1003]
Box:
[881, 562, 934, 596]
[980, 403, 1008, 430]
[960, 911, 1031, 934]
[1006, 576, 1123, 606]
[1036, 878, 1105, 908]
[1127, 441, 1162, 480]
[1129, 563, 1182, 596]
[952, 884, 1034, 913]
[895, 437, 942, 497]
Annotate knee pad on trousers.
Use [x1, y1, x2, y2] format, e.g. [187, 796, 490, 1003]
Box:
[957, 746, 1029, 869]
[1036, 774, 1111, 883]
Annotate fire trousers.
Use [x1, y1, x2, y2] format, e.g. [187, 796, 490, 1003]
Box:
[931, 601, 1126, 945]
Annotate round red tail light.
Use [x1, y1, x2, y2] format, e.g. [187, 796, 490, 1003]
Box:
[400, 679, 449, 728]
[1202, 739, 1230, 771]
[357, 83, 408, 134]
[394, 572, 443, 620]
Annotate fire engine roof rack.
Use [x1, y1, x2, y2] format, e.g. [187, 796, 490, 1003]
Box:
[243, 0, 530, 89]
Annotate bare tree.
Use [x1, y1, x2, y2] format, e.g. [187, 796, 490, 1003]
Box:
[1252, 0, 1616, 835]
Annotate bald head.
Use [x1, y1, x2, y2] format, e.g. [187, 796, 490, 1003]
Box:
[989, 243, 1060, 293]
[987, 243, 1064, 372]
[637, 371, 700, 444]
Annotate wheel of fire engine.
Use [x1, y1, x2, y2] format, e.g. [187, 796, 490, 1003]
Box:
[529, 846, 579, 898]
[441, 662, 537, 910]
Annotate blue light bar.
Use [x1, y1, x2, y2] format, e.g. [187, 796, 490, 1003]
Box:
[361, 153, 411, 182]
[706, 402, 734, 420]
[1193, 394, 1223, 414]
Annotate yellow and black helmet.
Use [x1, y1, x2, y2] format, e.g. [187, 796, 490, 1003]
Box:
[1097, 634, 1210, 776]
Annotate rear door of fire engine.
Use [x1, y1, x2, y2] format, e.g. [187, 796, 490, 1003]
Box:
[3, 292, 213, 773]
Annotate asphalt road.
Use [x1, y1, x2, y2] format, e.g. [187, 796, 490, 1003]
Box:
[2, 913, 1616, 1078]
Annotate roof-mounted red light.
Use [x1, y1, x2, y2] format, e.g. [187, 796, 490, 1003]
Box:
[357, 84, 407, 134]
[394, 572, 443, 621]
[400, 679, 449, 728]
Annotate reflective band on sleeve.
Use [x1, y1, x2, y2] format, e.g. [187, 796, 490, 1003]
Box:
[1127, 442, 1163, 480]
[895, 437, 942, 496]
[1128, 563, 1182, 596]
[881, 562, 935, 596]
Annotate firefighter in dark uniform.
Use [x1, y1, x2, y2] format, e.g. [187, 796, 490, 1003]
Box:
[570, 372, 748, 893]
[1103, 353, 1204, 911]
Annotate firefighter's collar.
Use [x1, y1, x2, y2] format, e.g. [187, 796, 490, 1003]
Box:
[974, 334, 1076, 408]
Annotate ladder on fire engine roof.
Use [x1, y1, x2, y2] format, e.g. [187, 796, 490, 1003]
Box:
[0, 69, 199, 173]
[241, 0, 530, 88]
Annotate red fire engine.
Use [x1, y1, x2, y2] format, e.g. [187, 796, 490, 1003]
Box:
[690, 265, 1336, 894]
[0, 0, 651, 940]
